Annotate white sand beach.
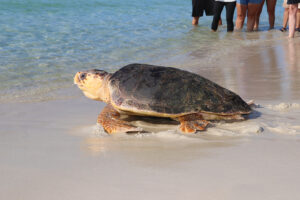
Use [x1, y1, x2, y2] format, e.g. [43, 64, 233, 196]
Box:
[1, 33, 300, 199]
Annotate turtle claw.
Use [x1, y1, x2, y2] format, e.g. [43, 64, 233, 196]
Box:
[194, 120, 209, 130]
[179, 121, 197, 134]
[106, 123, 143, 134]
[177, 114, 209, 134]
[179, 120, 209, 134]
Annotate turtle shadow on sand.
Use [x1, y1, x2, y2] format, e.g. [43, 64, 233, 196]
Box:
[121, 115, 180, 133]
[245, 108, 261, 120]
[123, 115, 180, 125]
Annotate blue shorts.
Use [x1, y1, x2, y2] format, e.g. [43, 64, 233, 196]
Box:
[237, 0, 263, 5]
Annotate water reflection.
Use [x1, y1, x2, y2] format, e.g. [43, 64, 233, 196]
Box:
[286, 39, 300, 99]
[183, 31, 300, 101]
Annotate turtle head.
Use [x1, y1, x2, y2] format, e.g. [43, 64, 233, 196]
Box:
[74, 69, 111, 102]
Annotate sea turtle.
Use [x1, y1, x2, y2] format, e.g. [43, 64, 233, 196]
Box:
[74, 63, 251, 134]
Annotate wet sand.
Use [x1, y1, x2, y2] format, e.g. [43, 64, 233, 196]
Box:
[1, 34, 300, 199]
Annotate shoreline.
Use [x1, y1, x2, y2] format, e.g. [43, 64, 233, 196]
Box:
[1, 28, 300, 200]
[2, 30, 300, 104]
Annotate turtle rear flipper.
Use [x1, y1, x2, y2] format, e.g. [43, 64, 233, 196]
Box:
[98, 104, 143, 134]
[177, 113, 209, 134]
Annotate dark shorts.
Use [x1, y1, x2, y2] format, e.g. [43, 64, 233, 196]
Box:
[287, 0, 300, 4]
[192, 0, 215, 17]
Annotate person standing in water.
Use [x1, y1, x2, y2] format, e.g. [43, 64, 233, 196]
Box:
[254, 0, 277, 30]
[211, 0, 236, 32]
[235, 0, 263, 31]
[288, 0, 300, 37]
[192, 0, 222, 25]
[280, 0, 300, 32]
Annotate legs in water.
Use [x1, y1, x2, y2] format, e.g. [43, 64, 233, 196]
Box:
[193, 0, 221, 26]
[289, 4, 298, 38]
[193, 16, 200, 25]
[211, 2, 235, 32]
[254, 0, 265, 30]
[192, 0, 201, 25]
[247, 3, 261, 31]
[254, 0, 277, 30]
[266, 0, 277, 29]
[281, 7, 289, 31]
[226, 2, 237, 31]
[211, 2, 225, 31]
[296, 9, 300, 31]
[235, 3, 247, 30]
[219, 18, 223, 25]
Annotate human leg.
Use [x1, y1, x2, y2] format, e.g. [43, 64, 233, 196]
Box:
[296, 9, 300, 30]
[247, 3, 261, 31]
[281, 8, 289, 31]
[254, 0, 265, 30]
[192, 17, 200, 25]
[288, 4, 298, 37]
[235, 3, 248, 30]
[266, 0, 277, 29]
[192, 0, 204, 25]
[226, 2, 237, 31]
[212, 2, 225, 31]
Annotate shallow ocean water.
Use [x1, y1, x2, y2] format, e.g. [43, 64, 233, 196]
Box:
[0, 0, 288, 103]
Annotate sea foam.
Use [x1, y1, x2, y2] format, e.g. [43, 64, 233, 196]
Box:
[267, 103, 300, 111]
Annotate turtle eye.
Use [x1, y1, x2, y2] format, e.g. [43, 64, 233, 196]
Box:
[80, 73, 87, 80]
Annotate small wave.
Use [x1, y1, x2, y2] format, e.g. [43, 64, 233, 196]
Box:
[71, 124, 108, 137]
[265, 123, 300, 135]
[266, 103, 300, 111]
[207, 122, 264, 136]
[92, 124, 108, 136]
[149, 130, 196, 140]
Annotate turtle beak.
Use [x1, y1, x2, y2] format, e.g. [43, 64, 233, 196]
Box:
[73, 72, 81, 85]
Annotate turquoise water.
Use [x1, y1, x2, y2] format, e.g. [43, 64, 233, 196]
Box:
[0, 0, 284, 102]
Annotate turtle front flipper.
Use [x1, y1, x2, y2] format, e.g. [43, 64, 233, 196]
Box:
[177, 113, 209, 134]
[98, 104, 143, 134]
